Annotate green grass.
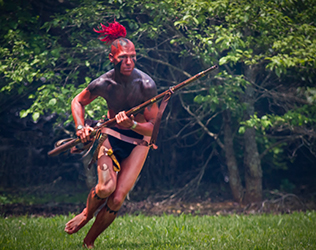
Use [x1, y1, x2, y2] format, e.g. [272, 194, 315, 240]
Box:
[0, 185, 89, 205]
[1, 211, 315, 249]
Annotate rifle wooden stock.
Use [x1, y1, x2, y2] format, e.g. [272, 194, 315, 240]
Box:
[48, 119, 115, 156]
[48, 137, 82, 156]
[48, 64, 218, 156]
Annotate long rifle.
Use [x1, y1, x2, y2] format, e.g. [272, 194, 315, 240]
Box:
[48, 65, 218, 156]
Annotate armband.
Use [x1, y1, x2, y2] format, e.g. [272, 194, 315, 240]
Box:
[76, 125, 84, 131]
[130, 121, 137, 130]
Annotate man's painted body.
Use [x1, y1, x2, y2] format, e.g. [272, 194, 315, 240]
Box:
[64, 38, 158, 248]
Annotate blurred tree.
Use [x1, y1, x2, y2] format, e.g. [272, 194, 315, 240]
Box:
[168, 0, 316, 203]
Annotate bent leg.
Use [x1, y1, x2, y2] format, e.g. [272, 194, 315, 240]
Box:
[83, 144, 150, 247]
[64, 187, 105, 234]
[94, 143, 118, 198]
[65, 139, 117, 235]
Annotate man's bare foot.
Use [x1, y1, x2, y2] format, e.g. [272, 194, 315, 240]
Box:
[65, 208, 90, 234]
[83, 239, 94, 249]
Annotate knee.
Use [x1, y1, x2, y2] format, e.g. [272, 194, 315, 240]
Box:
[96, 183, 116, 199]
[109, 191, 126, 210]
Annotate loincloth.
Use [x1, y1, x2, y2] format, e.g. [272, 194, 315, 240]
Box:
[105, 127, 145, 163]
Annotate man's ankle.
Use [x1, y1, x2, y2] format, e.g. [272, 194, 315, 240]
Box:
[83, 239, 94, 249]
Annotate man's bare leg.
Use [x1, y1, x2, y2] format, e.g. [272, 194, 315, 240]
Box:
[65, 140, 117, 235]
[64, 187, 105, 234]
[83, 144, 150, 248]
[83, 203, 118, 248]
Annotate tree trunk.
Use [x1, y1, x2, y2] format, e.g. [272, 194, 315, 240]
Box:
[223, 109, 244, 202]
[243, 126, 262, 203]
[243, 65, 263, 203]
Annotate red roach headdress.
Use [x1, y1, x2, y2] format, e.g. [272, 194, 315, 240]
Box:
[93, 20, 127, 44]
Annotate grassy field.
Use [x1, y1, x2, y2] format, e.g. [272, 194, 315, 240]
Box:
[1, 211, 315, 250]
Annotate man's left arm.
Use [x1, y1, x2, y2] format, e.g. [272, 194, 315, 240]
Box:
[132, 103, 158, 136]
[115, 77, 158, 136]
[130, 79, 159, 136]
[114, 103, 158, 137]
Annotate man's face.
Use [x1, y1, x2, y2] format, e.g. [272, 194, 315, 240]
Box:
[109, 39, 136, 76]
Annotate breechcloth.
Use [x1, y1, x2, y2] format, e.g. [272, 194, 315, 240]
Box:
[88, 127, 150, 171]
[107, 127, 144, 163]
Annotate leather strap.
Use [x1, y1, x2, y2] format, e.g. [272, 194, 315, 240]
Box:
[149, 90, 173, 148]
[85, 90, 173, 167]
[88, 133, 107, 169]
[101, 127, 150, 146]
[101, 90, 173, 149]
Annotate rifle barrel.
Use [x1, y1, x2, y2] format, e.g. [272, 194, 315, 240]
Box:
[48, 65, 218, 156]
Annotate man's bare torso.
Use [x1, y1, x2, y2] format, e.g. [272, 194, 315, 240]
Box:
[87, 68, 157, 118]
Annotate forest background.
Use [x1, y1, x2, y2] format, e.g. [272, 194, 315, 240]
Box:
[0, 0, 316, 212]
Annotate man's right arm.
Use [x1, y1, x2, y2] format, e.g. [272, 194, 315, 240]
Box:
[71, 88, 97, 143]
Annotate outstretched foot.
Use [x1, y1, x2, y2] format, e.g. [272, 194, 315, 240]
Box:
[65, 208, 90, 234]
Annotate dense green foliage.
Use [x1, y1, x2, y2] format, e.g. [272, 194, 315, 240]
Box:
[1, 0, 316, 202]
[0, 0, 110, 123]
[1, 212, 315, 249]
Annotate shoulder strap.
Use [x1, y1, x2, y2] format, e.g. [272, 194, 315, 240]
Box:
[149, 89, 174, 149]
